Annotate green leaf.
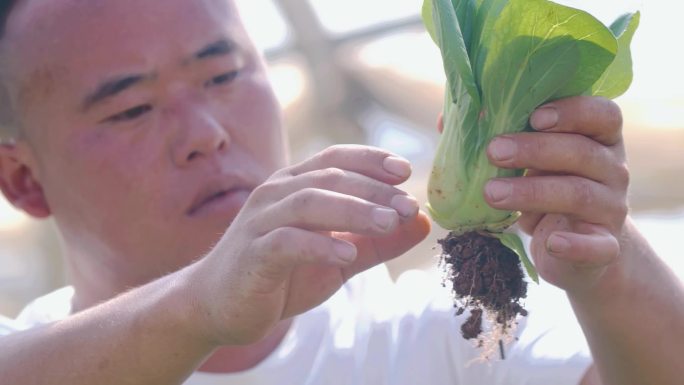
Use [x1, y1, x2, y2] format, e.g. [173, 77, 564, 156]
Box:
[496, 232, 539, 284]
[451, 0, 477, 55]
[591, 12, 641, 98]
[422, 0, 437, 43]
[469, 0, 509, 82]
[481, 0, 617, 108]
[428, 0, 481, 107]
[425, 0, 637, 235]
[423, 0, 478, 53]
[453, 0, 618, 193]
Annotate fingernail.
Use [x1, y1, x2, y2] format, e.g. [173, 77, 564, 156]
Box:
[372, 207, 398, 231]
[333, 241, 357, 262]
[530, 106, 559, 131]
[488, 137, 517, 161]
[383, 156, 411, 178]
[390, 194, 419, 218]
[485, 180, 512, 202]
[547, 234, 571, 254]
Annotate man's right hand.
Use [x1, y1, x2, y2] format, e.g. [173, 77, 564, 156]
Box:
[191, 145, 431, 346]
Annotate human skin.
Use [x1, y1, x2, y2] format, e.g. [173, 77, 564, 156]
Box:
[437, 96, 684, 385]
[486, 97, 684, 385]
[2, 0, 289, 302]
[0, 0, 430, 378]
[0, 0, 682, 384]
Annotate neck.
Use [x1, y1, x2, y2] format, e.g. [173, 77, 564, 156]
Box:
[198, 319, 292, 373]
[63, 241, 179, 313]
[66, 253, 126, 313]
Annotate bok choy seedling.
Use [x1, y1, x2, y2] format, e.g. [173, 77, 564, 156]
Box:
[423, 0, 639, 344]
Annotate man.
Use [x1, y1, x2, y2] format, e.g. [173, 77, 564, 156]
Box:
[0, 0, 681, 384]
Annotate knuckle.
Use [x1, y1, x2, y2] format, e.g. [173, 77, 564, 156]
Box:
[271, 166, 292, 179]
[613, 161, 631, 188]
[241, 212, 263, 235]
[341, 201, 363, 227]
[585, 138, 608, 162]
[343, 201, 374, 233]
[603, 99, 624, 130]
[289, 188, 320, 214]
[251, 181, 279, 201]
[264, 228, 290, 256]
[326, 144, 348, 152]
[320, 144, 354, 160]
[316, 167, 347, 188]
[525, 180, 547, 204]
[365, 186, 386, 204]
[608, 242, 621, 263]
[514, 134, 541, 166]
[316, 146, 339, 164]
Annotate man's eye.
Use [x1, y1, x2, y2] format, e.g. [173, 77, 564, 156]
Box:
[205, 71, 239, 87]
[105, 105, 152, 123]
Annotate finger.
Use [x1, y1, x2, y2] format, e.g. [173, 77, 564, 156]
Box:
[438, 114, 444, 134]
[545, 227, 619, 267]
[487, 132, 629, 187]
[338, 210, 432, 278]
[530, 96, 623, 146]
[256, 168, 414, 213]
[259, 188, 404, 236]
[280, 211, 432, 319]
[517, 212, 543, 235]
[516, 170, 544, 235]
[484, 176, 628, 227]
[286, 145, 411, 185]
[253, 228, 358, 275]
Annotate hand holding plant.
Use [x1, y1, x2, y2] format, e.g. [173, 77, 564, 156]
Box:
[488, 96, 629, 296]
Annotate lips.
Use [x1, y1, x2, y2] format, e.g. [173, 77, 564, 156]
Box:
[186, 179, 254, 217]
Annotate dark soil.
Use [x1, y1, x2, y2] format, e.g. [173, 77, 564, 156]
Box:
[438, 231, 528, 340]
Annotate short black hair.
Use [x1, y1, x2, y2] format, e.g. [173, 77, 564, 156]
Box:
[0, 1, 18, 139]
[0, 0, 17, 38]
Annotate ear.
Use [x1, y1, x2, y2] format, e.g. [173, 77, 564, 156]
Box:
[0, 142, 51, 218]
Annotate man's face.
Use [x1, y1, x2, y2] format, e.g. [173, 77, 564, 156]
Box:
[4, 0, 287, 278]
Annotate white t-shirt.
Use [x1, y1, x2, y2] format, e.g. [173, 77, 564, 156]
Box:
[1, 266, 591, 385]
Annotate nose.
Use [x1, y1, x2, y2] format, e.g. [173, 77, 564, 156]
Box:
[170, 104, 230, 167]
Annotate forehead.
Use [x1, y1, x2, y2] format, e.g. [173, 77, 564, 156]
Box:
[7, 0, 241, 50]
[4, 0, 245, 103]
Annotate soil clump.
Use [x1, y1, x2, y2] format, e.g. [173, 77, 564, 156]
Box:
[439, 231, 528, 340]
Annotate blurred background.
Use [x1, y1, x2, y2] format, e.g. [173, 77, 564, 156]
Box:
[1, 0, 683, 317]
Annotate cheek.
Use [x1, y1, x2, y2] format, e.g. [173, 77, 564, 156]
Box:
[41, 129, 187, 256]
[47, 129, 169, 219]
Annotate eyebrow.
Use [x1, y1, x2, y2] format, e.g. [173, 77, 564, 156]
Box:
[82, 73, 154, 112]
[80, 39, 236, 112]
[193, 39, 236, 61]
